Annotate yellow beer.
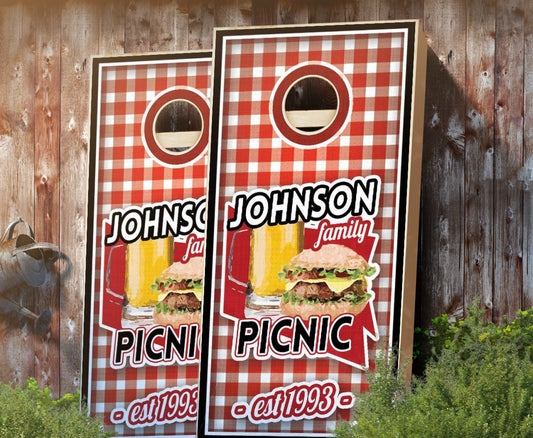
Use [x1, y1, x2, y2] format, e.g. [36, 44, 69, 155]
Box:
[249, 223, 303, 297]
[124, 237, 174, 308]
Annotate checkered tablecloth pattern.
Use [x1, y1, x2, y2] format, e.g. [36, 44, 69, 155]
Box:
[89, 57, 211, 437]
[207, 30, 407, 434]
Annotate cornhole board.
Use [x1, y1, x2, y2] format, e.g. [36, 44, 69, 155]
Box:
[199, 21, 426, 437]
[83, 51, 211, 437]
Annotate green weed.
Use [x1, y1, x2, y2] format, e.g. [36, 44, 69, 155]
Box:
[336, 304, 533, 438]
[0, 378, 110, 437]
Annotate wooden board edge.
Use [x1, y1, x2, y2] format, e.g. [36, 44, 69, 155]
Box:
[81, 54, 102, 405]
[398, 22, 427, 379]
[212, 18, 422, 33]
[90, 49, 212, 64]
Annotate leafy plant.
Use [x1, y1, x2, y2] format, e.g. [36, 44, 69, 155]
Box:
[0, 378, 110, 437]
[336, 304, 533, 438]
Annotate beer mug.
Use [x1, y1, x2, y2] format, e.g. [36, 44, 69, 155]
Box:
[228, 223, 303, 317]
[121, 237, 174, 320]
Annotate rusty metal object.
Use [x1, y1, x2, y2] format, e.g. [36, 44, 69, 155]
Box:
[0, 218, 59, 333]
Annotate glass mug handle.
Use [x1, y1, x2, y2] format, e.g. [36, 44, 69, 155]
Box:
[228, 229, 251, 295]
[106, 243, 125, 304]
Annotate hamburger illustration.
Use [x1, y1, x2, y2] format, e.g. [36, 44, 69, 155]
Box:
[278, 244, 376, 319]
[152, 257, 203, 327]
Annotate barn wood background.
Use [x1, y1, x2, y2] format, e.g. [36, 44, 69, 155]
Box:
[0, 0, 531, 397]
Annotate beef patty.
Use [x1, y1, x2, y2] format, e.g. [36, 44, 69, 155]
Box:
[289, 279, 365, 301]
[161, 292, 201, 310]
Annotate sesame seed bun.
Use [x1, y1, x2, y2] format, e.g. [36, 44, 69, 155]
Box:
[162, 256, 204, 281]
[288, 244, 369, 271]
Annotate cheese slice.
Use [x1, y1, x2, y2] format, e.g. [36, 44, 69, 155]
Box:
[158, 284, 202, 302]
[284, 277, 366, 294]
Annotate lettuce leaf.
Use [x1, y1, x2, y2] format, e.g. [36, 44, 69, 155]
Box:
[279, 264, 375, 281]
[154, 301, 200, 315]
[282, 291, 371, 306]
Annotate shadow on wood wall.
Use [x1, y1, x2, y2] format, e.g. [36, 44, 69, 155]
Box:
[418, 47, 477, 328]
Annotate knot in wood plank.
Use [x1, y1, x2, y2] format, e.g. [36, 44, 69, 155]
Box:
[504, 244, 513, 260]
[68, 116, 76, 133]
[506, 206, 514, 222]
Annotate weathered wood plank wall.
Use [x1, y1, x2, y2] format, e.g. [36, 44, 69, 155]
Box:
[34, 0, 61, 396]
[0, 0, 35, 390]
[0, 0, 530, 397]
[464, 0, 494, 327]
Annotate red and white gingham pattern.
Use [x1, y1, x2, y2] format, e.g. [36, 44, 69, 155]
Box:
[88, 57, 210, 437]
[206, 30, 407, 434]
